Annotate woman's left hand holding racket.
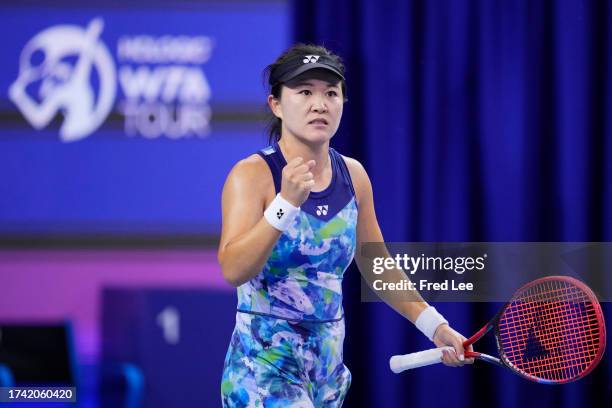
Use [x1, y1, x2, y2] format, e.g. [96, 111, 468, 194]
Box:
[432, 324, 475, 367]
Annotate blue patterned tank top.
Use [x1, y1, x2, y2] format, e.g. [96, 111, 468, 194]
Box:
[236, 142, 358, 322]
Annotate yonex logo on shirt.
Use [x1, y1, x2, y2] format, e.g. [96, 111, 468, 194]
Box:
[276, 209, 284, 219]
[303, 55, 320, 64]
[316, 205, 328, 216]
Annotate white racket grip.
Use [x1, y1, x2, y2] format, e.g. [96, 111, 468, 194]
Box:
[389, 346, 454, 373]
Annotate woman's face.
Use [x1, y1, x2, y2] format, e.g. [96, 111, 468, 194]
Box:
[269, 74, 344, 145]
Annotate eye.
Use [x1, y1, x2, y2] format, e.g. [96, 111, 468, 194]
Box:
[327, 90, 338, 97]
[299, 89, 312, 95]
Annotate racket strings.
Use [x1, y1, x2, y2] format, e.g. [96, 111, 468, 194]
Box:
[511, 281, 601, 380]
[501, 301, 599, 379]
[501, 310, 598, 380]
[501, 283, 601, 381]
[497, 278, 603, 382]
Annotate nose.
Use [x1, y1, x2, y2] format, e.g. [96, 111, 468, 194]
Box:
[311, 95, 328, 113]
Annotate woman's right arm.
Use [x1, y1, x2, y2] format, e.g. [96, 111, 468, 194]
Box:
[217, 155, 281, 287]
[217, 154, 315, 287]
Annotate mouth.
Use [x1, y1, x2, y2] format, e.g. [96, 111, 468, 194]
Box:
[308, 118, 329, 126]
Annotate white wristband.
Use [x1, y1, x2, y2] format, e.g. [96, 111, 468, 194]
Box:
[264, 193, 300, 232]
[415, 306, 448, 342]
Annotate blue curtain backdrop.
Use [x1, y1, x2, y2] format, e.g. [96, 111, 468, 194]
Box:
[292, 0, 611, 407]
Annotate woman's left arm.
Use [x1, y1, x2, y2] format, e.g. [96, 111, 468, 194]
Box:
[344, 156, 473, 367]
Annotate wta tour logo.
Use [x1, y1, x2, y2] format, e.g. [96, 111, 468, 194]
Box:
[9, 19, 116, 142]
[9, 18, 213, 142]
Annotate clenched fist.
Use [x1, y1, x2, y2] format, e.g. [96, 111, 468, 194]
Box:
[280, 157, 316, 207]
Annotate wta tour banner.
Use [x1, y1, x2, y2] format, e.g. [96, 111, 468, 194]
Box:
[0, 3, 288, 237]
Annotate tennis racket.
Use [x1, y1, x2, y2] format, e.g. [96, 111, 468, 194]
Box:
[389, 276, 606, 384]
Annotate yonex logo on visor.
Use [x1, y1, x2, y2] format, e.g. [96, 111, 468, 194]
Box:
[303, 55, 320, 63]
[271, 54, 345, 87]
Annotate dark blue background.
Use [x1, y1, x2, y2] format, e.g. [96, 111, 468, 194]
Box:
[292, 0, 612, 406]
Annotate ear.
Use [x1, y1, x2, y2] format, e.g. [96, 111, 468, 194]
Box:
[267, 94, 283, 119]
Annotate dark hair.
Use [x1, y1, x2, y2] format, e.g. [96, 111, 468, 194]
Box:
[263, 43, 347, 144]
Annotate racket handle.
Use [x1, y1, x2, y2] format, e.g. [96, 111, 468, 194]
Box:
[389, 346, 454, 373]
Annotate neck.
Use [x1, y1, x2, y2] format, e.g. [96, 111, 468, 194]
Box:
[277, 134, 330, 179]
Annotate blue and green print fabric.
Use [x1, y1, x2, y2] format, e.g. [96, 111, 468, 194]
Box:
[221, 143, 357, 407]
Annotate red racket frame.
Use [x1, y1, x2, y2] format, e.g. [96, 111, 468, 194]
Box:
[461, 276, 606, 384]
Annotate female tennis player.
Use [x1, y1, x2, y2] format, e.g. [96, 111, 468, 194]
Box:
[219, 44, 472, 407]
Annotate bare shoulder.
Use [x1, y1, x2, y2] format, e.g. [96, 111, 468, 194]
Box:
[340, 154, 369, 185]
[339, 154, 372, 204]
[225, 153, 274, 201]
[228, 153, 270, 183]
